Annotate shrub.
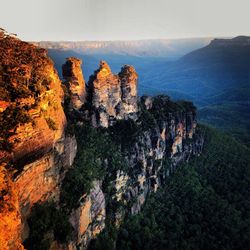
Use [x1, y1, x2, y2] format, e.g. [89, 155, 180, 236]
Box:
[24, 201, 72, 249]
[60, 124, 127, 211]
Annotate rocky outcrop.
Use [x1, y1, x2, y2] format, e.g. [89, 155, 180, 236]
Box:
[88, 61, 138, 127]
[69, 181, 105, 249]
[55, 59, 203, 249]
[62, 57, 86, 110]
[118, 99, 203, 215]
[119, 65, 138, 116]
[67, 96, 203, 248]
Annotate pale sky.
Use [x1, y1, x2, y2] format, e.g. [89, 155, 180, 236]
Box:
[0, 0, 249, 41]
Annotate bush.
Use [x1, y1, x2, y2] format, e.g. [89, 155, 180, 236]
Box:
[24, 201, 72, 250]
[60, 124, 127, 211]
[108, 119, 141, 149]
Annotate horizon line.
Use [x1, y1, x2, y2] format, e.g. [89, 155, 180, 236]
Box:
[30, 35, 236, 43]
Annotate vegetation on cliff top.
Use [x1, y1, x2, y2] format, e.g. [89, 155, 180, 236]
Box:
[108, 95, 196, 150]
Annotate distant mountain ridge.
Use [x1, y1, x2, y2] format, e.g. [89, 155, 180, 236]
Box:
[142, 36, 250, 102]
[209, 35, 250, 46]
[35, 38, 212, 59]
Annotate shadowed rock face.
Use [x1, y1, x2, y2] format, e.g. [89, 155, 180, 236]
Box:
[69, 181, 105, 248]
[88, 61, 138, 127]
[62, 57, 86, 110]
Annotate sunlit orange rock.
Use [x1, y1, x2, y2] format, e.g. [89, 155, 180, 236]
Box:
[0, 33, 77, 249]
[0, 35, 66, 165]
[0, 165, 23, 250]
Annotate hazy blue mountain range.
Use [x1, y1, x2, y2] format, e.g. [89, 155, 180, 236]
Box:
[43, 36, 250, 146]
[36, 38, 211, 58]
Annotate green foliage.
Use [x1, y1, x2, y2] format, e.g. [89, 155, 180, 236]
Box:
[60, 123, 127, 211]
[45, 117, 57, 130]
[139, 96, 196, 128]
[138, 102, 157, 131]
[116, 126, 250, 250]
[24, 201, 72, 250]
[108, 95, 197, 152]
[89, 223, 118, 250]
[108, 119, 141, 149]
[176, 100, 197, 113]
[199, 102, 250, 147]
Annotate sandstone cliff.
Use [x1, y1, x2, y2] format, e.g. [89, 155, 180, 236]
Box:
[0, 33, 66, 165]
[0, 33, 77, 249]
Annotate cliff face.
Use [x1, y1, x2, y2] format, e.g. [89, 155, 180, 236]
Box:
[113, 97, 202, 215]
[87, 61, 138, 127]
[0, 34, 66, 165]
[64, 96, 203, 249]
[0, 34, 77, 249]
[60, 60, 203, 248]
[69, 181, 105, 249]
[0, 164, 23, 250]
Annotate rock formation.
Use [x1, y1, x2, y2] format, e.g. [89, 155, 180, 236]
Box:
[69, 181, 105, 248]
[62, 57, 86, 110]
[88, 61, 138, 127]
[0, 33, 203, 250]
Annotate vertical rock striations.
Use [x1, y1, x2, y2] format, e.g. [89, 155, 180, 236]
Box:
[88, 61, 138, 127]
[62, 57, 86, 110]
[119, 65, 138, 117]
[88, 61, 121, 127]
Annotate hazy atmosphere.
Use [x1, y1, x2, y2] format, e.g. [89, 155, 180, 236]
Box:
[1, 0, 250, 41]
[1, 0, 250, 249]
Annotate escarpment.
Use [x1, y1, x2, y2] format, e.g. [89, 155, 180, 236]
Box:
[0, 33, 203, 250]
[58, 60, 203, 248]
[0, 33, 77, 249]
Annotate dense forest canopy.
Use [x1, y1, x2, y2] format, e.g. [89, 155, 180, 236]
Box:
[91, 126, 250, 250]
